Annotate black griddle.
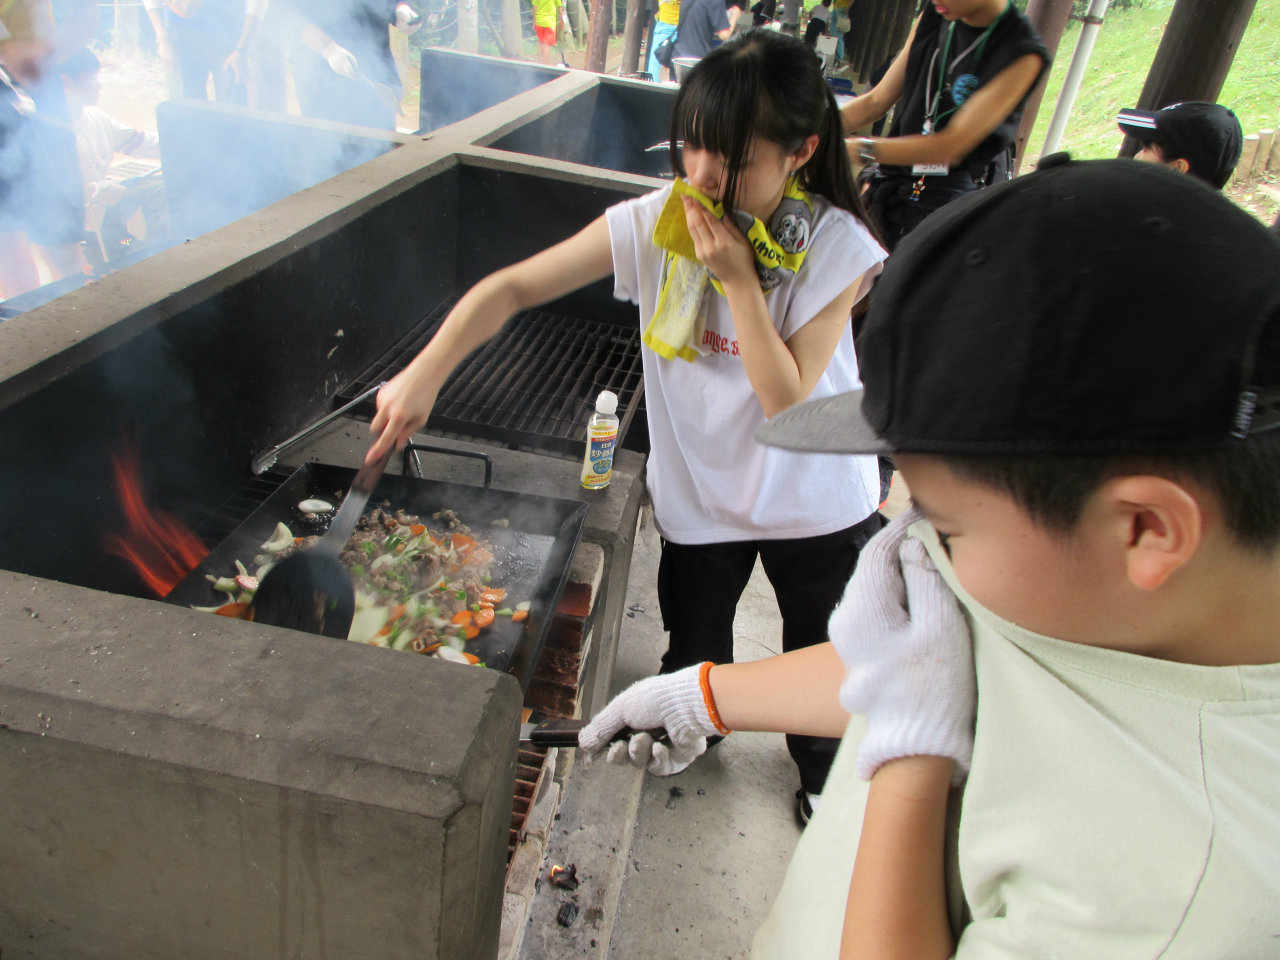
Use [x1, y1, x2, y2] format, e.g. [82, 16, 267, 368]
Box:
[166, 454, 588, 692]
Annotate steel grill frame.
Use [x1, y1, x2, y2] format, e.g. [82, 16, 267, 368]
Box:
[335, 299, 644, 459]
[192, 471, 290, 548]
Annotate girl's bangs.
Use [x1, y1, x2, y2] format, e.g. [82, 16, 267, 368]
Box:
[673, 65, 758, 157]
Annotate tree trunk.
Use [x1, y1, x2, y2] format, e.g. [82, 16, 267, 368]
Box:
[458, 0, 481, 52]
[847, 0, 876, 81]
[1011, 0, 1074, 172]
[621, 0, 646, 74]
[500, 0, 524, 57]
[586, 0, 611, 70]
[1119, 0, 1257, 157]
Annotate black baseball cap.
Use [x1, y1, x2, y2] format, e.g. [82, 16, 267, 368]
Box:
[1117, 101, 1244, 189]
[757, 157, 1280, 457]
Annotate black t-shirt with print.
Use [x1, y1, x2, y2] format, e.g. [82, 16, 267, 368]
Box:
[880, 1, 1048, 200]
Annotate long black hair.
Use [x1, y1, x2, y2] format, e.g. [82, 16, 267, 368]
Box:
[669, 29, 874, 234]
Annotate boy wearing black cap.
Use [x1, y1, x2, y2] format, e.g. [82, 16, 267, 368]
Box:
[581, 158, 1280, 957]
[1118, 100, 1244, 189]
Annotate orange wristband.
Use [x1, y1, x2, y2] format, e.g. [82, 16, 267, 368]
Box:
[699, 661, 731, 736]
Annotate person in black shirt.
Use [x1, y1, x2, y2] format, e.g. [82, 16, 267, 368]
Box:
[840, 0, 1048, 250]
[673, 0, 730, 61]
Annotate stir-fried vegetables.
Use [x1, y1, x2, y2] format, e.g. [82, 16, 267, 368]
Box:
[200, 505, 531, 667]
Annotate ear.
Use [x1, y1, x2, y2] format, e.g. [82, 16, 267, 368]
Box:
[791, 134, 820, 171]
[1101, 476, 1203, 591]
[1167, 157, 1191, 176]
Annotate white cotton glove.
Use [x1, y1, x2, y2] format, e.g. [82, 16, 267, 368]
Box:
[395, 3, 422, 34]
[830, 508, 975, 785]
[322, 41, 358, 79]
[578, 662, 726, 776]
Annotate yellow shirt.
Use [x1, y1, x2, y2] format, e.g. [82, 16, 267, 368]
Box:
[532, 0, 561, 29]
[657, 0, 680, 26]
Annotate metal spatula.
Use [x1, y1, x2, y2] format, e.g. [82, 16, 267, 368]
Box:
[249, 447, 393, 638]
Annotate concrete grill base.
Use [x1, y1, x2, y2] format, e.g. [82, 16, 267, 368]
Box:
[0, 575, 521, 960]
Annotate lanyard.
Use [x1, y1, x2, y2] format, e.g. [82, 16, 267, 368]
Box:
[923, 3, 1008, 132]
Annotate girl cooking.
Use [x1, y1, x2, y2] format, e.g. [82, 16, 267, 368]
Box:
[367, 29, 887, 821]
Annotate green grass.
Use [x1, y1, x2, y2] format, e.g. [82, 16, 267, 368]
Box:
[1024, 0, 1280, 161]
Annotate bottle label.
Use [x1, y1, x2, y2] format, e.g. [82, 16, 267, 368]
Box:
[581, 425, 617, 489]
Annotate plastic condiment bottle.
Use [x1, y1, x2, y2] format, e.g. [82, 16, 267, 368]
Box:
[580, 391, 619, 490]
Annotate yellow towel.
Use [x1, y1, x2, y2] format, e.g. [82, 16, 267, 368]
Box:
[646, 178, 813, 362]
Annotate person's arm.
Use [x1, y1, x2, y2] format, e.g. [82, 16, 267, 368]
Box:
[367, 216, 615, 463]
[840, 756, 955, 960]
[681, 196, 864, 417]
[838, 12, 919, 133]
[852, 52, 1042, 168]
[715, 2, 733, 40]
[223, 0, 265, 81]
[709, 642, 849, 736]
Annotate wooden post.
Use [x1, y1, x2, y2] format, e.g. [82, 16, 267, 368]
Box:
[855, 0, 891, 84]
[501, 0, 524, 58]
[847, 0, 876, 81]
[621, 0, 646, 74]
[1118, 0, 1258, 158]
[1012, 0, 1074, 172]
[585, 0, 611, 71]
[458, 0, 481, 52]
[1268, 126, 1280, 173]
[884, 0, 914, 61]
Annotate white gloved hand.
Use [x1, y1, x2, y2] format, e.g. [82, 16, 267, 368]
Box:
[395, 2, 422, 34]
[830, 508, 975, 784]
[579, 662, 727, 776]
[322, 41, 358, 79]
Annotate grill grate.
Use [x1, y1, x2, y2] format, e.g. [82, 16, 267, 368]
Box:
[335, 299, 644, 459]
[192, 471, 291, 548]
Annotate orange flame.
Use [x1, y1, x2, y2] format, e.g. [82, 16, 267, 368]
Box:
[104, 442, 209, 597]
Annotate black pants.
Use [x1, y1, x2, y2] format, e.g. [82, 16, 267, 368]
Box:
[657, 511, 884, 794]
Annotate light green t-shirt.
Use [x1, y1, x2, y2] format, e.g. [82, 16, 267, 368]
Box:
[754, 522, 1280, 958]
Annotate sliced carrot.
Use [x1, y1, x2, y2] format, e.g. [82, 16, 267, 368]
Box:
[215, 601, 252, 618]
[479, 588, 506, 604]
[464, 625, 480, 640]
[450, 610, 473, 626]
[376, 624, 393, 636]
[388, 603, 407, 623]
[511, 609, 529, 622]
[462, 652, 480, 664]
[409, 524, 427, 536]
[474, 607, 495, 629]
